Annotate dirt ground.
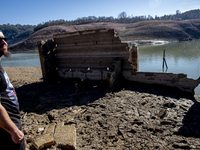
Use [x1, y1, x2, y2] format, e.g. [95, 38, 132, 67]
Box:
[3, 67, 200, 150]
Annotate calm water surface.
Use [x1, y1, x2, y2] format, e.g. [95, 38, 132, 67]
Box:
[2, 40, 200, 94]
[138, 39, 200, 94]
[1, 51, 40, 67]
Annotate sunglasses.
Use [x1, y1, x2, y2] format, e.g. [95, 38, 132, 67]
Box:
[0, 37, 7, 42]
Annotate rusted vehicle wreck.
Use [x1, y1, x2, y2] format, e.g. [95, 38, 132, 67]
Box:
[38, 28, 200, 95]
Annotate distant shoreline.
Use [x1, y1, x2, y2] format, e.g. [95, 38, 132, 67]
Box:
[123, 39, 179, 46]
[9, 40, 177, 53]
[8, 38, 195, 53]
[10, 49, 38, 53]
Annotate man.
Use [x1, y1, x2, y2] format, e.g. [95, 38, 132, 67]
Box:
[0, 31, 25, 150]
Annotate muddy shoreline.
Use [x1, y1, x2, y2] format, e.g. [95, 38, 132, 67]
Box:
[3, 67, 200, 150]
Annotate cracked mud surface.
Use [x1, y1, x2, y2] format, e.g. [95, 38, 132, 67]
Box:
[4, 67, 200, 150]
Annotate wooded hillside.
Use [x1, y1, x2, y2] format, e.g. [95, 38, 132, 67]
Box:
[0, 9, 200, 52]
[6, 19, 200, 52]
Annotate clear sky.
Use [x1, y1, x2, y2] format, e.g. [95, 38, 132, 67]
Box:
[2, 0, 200, 25]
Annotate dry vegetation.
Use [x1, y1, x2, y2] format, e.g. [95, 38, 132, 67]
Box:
[120, 20, 200, 41]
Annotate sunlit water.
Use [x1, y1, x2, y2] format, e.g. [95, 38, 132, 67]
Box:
[138, 39, 200, 95]
[1, 51, 40, 67]
[1, 40, 200, 94]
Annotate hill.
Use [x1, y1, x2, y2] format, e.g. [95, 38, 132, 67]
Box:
[8, 20, 200, 52]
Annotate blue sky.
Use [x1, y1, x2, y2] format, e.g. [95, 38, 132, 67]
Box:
[2, 0, 200, 25]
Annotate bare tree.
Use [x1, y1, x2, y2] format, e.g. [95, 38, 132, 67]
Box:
[176, 10, 181, 15]
[118, 12, 127, 19]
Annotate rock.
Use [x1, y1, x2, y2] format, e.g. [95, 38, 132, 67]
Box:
[37, 128, 44, 133]
[47, 112, 57, 121]
[29, 134, 55, 150]
[45, 123, 56, 136]
[173, 143, 190, 149]
[54, 122, 76, 150]
[158, 108, 167, 118]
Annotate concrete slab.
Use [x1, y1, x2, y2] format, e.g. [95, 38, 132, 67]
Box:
[54, 122, 76, 150]
[30, 134, 55, 150]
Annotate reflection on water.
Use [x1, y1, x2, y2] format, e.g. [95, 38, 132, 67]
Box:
[1, 40, 200, 94]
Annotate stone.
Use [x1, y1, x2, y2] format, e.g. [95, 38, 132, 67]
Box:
[173, 143, 190, 149]
[54, 122, 76, 150]
[107, 130, 118, 137]
[158, 108, 167, 118]
[29, 134, 55, 150]
[143, 102, 153, 107]
[45, 123, 56, 136]
[47, 148, 57, 150]
[38, 127, 44, 133]
[47, 112, 57, 121]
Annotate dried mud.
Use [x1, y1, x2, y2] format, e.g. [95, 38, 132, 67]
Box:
[3, 67, 200, 150]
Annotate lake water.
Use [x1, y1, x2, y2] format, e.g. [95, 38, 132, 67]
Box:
[2, 39, 200, 94]
[1, 51, 40, 67]
[138, 39, 200, 95]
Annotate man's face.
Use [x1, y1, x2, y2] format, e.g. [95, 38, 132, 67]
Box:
[0, 32, 10, 58]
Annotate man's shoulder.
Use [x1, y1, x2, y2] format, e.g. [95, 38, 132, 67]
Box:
[0, 65, 5, 73]
[0, 65, 3, 71]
